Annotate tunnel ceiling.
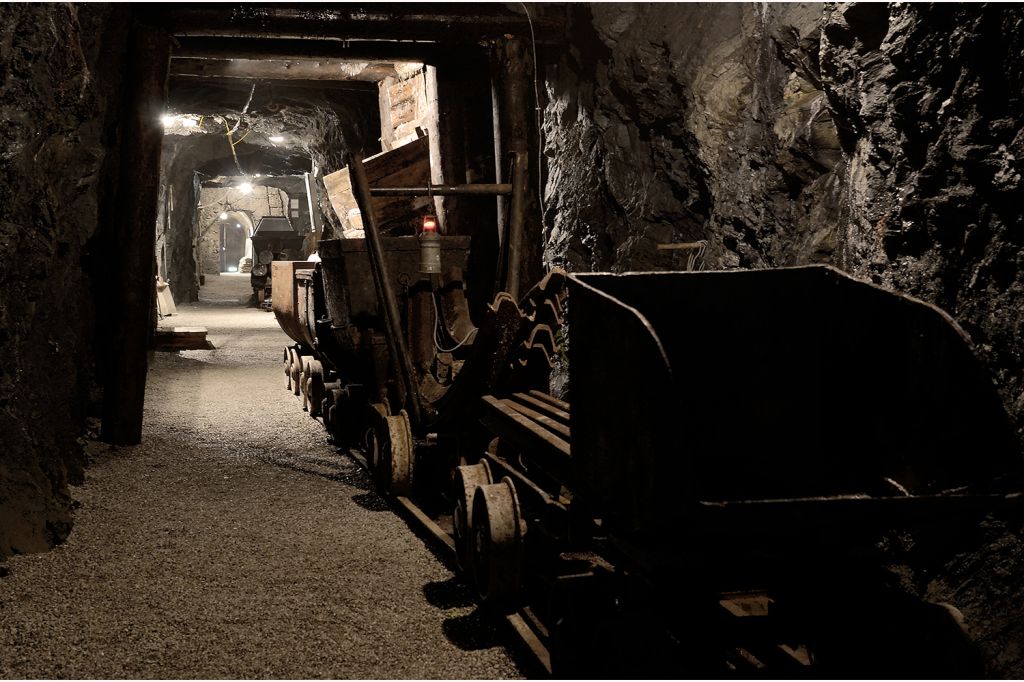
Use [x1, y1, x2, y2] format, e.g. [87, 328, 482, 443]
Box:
[156, 2, 568, 171]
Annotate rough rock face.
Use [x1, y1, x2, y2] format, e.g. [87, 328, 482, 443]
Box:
[542, 2, 1024, 676]
[544, 0, 1024, 437]
[0, 4, 130, 558]
[543, 3, 841, 275]
[820, 3, 1024, 441]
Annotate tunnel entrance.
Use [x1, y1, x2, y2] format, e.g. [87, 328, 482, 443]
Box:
[217, 211, 251, 273]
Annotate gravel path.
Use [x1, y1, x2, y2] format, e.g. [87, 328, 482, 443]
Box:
[0, 273, 522, 679]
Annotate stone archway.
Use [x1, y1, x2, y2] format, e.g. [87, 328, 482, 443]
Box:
[218, 210, 255, 272]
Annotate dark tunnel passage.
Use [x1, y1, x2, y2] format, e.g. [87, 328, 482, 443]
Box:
[4, 3, 1024, 679]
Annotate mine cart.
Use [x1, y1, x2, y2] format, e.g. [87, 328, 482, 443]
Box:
[567, 266, 1021, 563]
[277, 139, 562, 497]
[250, 216, 306, 304]
[549, 264, 1024, 675]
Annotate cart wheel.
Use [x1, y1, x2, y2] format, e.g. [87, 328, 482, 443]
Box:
[365, 403, 390, 471]
[285, 347, 298, 390]
[377, 409, 413, 496]
[290, 354, 303, 397]
[297, 355, 313, 400]
[471, 476, 525, 610]
[307, 360, 325, 417]
[453, 461, 493, 576]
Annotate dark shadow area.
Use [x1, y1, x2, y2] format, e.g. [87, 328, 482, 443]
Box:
[423, 576, 477, 610]
[350, 491, 390, 512]
[258, 451, 374, 491]
[441, 608, 505, 651]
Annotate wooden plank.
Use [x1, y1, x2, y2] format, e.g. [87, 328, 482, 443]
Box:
[511, 392, 570, 425]
[323, 136, 431, 230]
[169, 57, 399, 81]
[527, 389, 570, 412]
[503, 398, 570, 439]
[154, 5, 567, 43]
[506, 612, 552, 675]
[395, 495, 457, 559]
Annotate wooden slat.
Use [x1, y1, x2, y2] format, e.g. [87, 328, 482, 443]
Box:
[503, 397, 570, 439]
[323, 136, 431, 229]
[527, 389, 570, 412]
[511, 392, 570, 425]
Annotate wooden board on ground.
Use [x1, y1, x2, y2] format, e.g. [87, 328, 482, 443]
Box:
[153, 326, 212, 351]
[323, 135, 431, 233]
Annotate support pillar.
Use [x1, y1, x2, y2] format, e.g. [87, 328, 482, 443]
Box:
[100, 23, 171, 445]
[491, 36, 541, 299]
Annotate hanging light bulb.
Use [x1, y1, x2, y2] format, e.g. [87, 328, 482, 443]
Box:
[219, 211, 228, 220]
[160, 114, 175, 127]
[239, 182, 253, 194]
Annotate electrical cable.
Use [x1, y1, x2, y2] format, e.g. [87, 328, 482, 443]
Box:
[432, 292, 473, 353]
[519, 2, 547, 222]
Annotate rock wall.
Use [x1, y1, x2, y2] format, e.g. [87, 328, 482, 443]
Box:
[542, 3, 1024, 675]
[544, 2, 1024, 436]
[0, 4, 130, 558]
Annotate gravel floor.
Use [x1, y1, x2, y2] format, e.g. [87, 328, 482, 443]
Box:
[0, 273, 522, 679]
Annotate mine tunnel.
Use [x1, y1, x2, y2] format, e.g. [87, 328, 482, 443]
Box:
[3, 2, 1024, 679]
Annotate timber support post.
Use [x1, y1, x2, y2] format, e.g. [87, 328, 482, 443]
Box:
[100, 22, 171, 445]
[491, 35, 541, 300]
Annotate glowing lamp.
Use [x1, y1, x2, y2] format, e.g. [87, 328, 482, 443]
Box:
[160, 115, 174, 127]
[219, 212, 228, 220]
[239, 182, 253, 194]
[421, 215, 438, 233]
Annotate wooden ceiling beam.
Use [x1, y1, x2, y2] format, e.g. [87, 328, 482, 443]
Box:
[170, 57, 399, 82]
[168, 74, 380, 93]
[171, 36, 469, 63]
[148, 4, 565, 44]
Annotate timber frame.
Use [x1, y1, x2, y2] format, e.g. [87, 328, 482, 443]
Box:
[100, 3, 564, 443]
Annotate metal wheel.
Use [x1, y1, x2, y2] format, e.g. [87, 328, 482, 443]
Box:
[365, 402, 390, 471]
[307, 360, 325, 417]
[285, 347, 298, 390]
[377, 409, 413, 496]
[297, 355, 313, 402]
[290, 353, 304, 396]
[453, 461, 493, 575]
[471, 476, 525, 609]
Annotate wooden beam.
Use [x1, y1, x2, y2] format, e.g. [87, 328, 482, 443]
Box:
[101, 23, 172, 445]
[167, 74, 380, 94]
[149, 4, 565, 43]
[170, 56, 399, 82]
[172, 36, 467, 63]
[491, 36, 541, 298]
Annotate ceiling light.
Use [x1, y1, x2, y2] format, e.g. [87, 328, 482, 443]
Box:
[239, 182, 253, 194]
[236, 223, 242, 228]
[269, 135, 285, 143]
[161, 115, 175, 127]
[219, 212, 228, 220]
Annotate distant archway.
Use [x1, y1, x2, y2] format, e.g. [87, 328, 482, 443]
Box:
[218, 210, 255, 272]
